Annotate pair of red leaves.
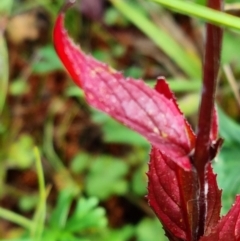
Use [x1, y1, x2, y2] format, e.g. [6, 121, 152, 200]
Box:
[53, 7, 240, 241]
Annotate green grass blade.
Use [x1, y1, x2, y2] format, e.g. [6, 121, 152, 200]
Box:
[110, 0, 201, 78]
[0, 207, 32, 230]
[0, 0, 13, 114]
[178, 93, 200, 116]
[0, 0, 13, 14]
[147, 79, 201, 92]
[0, 28, 9, 114]
[149, 0, 240, 31]
[31, 147, 47, 241]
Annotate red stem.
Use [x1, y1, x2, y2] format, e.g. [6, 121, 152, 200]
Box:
[193, 0, 223, 239]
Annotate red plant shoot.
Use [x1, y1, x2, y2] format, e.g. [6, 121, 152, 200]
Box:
[53, 0, 240, 240]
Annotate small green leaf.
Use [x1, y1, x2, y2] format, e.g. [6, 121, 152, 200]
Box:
[7, 135, 35, 169]
[86, 156, 129, 199]
[91, 110, 149, 146]
[70, 152, 90, 174]
[131, 164, 147, 196]
[218, 107, 240, 144]
[215, 108, 240, 214]
[65, 86, 84, 98]
[49, 189, 75, 229]
[19, 195, 39, 212]
[136, 218, 168, 241]
[100, 225, 134, 241]
[65, 197, 107, 232]
[215, 146, 240, 214]
[9, 78, 28, 96]
[32, 45, 63, 73]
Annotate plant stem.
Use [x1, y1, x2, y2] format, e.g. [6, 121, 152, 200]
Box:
[0, 19, 9, 114]
[32, 147, 46, 240]
[193, 0, 223, 239]
[0, 207, 32, 230]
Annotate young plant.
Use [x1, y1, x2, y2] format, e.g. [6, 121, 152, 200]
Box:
[53, 0, 240, 240]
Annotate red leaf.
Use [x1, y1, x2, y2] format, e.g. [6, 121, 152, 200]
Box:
[155, 77, 195, 150]
[147, 147, 199, 241]
[53, 14, 83, 88]
[53, 12, 195, 170]
[200, 196, 240, 241]
[204, 163, 222, 235]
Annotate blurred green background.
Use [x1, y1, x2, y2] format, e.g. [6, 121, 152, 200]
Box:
[1, 0, 240, 240]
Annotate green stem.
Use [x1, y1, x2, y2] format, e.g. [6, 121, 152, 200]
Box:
[31, 147, 46, 240]
[43, 115, 65, 171]
[34, 147, 45, 201]
[0, 31, 9, 114]
[0, 207, 32, 230]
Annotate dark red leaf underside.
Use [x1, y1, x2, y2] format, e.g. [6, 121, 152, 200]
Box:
[147, 147, 199, 241]
[53, 13, 194, 170]
[204, 163, 222, 235]
[200, 196, 240, 241]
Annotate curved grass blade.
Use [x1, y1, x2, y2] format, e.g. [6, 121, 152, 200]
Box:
[109, 0, 201, 78]
[149, 0, 240, 31]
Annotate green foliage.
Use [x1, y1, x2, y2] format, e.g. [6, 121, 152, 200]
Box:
[92, 109, 149, 146]
[86, 155, 129, 199]
[222, 32, 240, 72]
[18, 195, 39, 212]
[7, 135, 35, 169]
[0, 0, 13, 14]
[214, 108, 240, 214]
[2, 0, 240, 240]
[32, 45, 63, 73]
[110, 0, 201, 78]
[149, 0, 240, 30]
[0, 23, 9, 114]
[0, 190, 108, 241]
[46, 191, 107, 240]
[70, 152, 90, 174]
[9, 79, 29, 96]
[124, 66, 144, 79]
[104, 7, 129, 27]
[131, 164, 148, 196]
[136, 218, 167, 241]
[101, 225, 134, 241]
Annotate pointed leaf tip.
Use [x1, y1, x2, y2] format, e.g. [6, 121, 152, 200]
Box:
[155, 77, 195, 150]
[53, 9, 83, 88]
[204, 163, 221, 236]
[53, 8, 194, 170]
[201, 196, 240, 241]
